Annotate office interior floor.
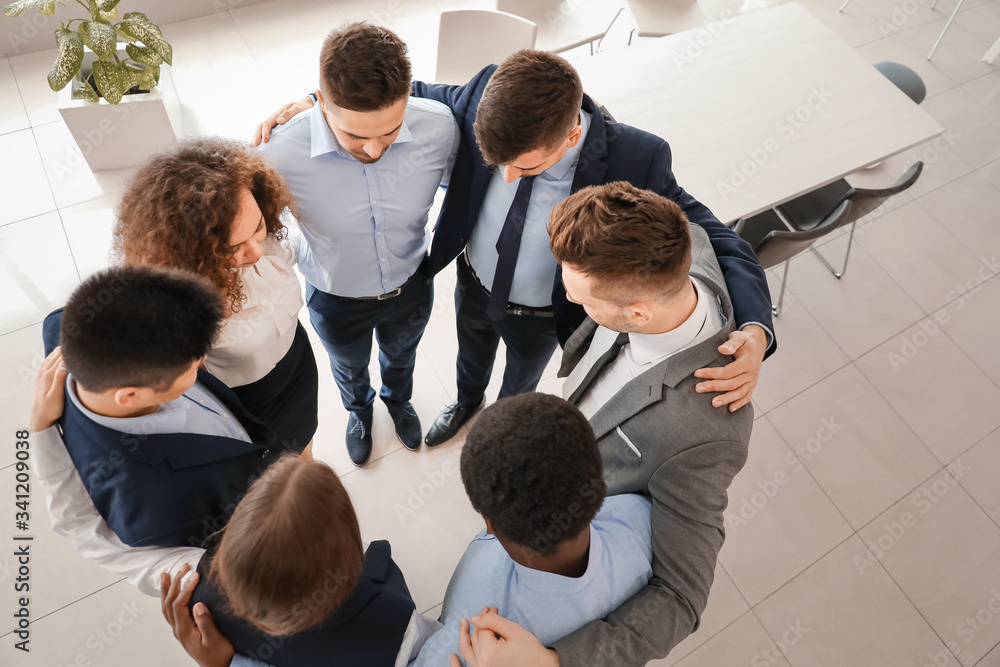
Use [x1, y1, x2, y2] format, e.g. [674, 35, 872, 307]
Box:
[1, 0, 999, 664]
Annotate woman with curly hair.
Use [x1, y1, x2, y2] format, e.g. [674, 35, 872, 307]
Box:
[112, 137, 318, 454]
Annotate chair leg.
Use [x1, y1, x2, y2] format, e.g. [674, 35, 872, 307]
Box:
[838, 0, 852, 11]
[928, 0, 966, 59]
[596, 7, 624, 53]
[628, 28, 635, 46]
[809, 220, 856, 279]
[772, 262, 790, 316]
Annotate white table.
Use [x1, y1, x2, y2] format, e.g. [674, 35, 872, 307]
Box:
[571, 2, 944, 223]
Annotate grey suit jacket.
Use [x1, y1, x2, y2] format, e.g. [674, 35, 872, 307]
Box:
[552, 226, 754, 666]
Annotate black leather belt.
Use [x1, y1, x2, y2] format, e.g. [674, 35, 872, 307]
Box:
[345, 259, 425, 301]
[460, 252, 554, 318]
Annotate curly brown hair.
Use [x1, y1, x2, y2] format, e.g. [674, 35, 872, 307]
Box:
[112, 137, 295, 315]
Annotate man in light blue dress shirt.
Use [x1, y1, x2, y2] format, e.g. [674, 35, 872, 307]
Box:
[259, 23, 459, 465]
[415, 392, 653, 667]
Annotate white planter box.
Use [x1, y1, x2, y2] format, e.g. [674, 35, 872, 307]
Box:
[57, 52, 182, 172]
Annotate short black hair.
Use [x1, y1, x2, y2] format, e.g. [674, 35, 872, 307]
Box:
[60, 266, 224, 393]
[461, 393, 606, 553]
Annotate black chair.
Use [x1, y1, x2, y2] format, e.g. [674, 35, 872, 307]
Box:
[763, 161, 923, 280]
[734, 200, 853, 316]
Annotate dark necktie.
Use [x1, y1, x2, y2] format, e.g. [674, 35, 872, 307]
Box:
[486, 175, 536, 322]
[568, 332, 631, 406]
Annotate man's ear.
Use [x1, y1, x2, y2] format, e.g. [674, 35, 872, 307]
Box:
[113, 387, 151, 408]
[315, 89, 327, 113]
[566, 123, 583, 149]
[630, 302, 654, 326]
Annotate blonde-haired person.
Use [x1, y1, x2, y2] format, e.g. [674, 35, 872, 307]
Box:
[113, 136, 318, 454]
[161, 455, 439, 667]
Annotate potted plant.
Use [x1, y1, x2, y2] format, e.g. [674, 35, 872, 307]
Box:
[3, 0, 182, 170]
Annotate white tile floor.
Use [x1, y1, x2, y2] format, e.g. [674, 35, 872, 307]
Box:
[0, 0, 998, 664]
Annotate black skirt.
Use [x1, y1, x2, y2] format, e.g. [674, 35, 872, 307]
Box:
[230, 322, 318, 454]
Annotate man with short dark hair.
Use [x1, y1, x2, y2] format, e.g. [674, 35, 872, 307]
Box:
[256, 22, 460, 465]
[414, 392, 652, 666]
[411, 50, 774, 448]
[451, 182, 754, 667]
[38, 266, 279, 552]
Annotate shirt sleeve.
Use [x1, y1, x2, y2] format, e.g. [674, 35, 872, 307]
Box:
[551, 439, 748, 665]
[439, 117, 461, 190]
[645, 141, 776, 358]
[230, 654, 273, 667]
[30, 426, 205, 597]
[398, 611, 443, 667]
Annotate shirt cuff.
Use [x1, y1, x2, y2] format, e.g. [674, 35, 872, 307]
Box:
[740, 321, 775, 352]
[29, 426, 75, 476]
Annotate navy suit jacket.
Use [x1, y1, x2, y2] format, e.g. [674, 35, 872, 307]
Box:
[43, 309, 278, 548]
[191, 540, 415, 667]
[414, 66, 775, 353]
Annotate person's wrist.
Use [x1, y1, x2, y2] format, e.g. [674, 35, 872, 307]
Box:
[741, 323, 766, 346]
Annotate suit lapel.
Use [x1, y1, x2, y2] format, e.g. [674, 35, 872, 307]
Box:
[584, 232, 736, 439]
[570, 96, 609, 193]
[587, 362, 667, 440]
[558, 317, 599, 377]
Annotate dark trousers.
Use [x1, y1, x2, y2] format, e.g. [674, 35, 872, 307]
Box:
[454, 256, 560, 407]
[306, 276, 433, 422]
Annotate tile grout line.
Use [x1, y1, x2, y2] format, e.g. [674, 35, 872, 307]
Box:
[0, 577, 127, 639]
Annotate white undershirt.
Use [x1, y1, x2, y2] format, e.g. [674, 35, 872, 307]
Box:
[204, 234, 304, 388]
[564, 276, 726, 420]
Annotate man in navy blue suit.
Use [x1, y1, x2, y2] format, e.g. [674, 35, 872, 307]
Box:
[411, 50, 775, 446]
[254, 49, 775, 447]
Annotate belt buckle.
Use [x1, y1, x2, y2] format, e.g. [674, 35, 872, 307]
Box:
[376, 287, 403, 301]
[509, 306, 523, 316]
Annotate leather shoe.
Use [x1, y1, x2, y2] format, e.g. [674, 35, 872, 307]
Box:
[425, 400, 483, 447]
[346, 413, 373, 466]
[389, 403, 422, 451]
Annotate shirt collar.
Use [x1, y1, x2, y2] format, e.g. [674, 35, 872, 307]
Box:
[627, 277, 711, 367]
[66, 374, 189, 433]
[509, 523, 601, 593]
[310, 106, 414, 160]
[541, 109, 592, 182]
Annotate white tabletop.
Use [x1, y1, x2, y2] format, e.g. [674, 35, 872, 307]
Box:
[571, 2, 944, 223]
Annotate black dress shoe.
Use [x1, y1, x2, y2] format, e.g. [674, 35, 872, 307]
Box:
[389, 403, 422, 451]
[346, 413, 373, 466]
[425, 400, 483, 447]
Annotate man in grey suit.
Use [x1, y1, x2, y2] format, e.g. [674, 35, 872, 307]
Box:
[450, 181, 754, 667]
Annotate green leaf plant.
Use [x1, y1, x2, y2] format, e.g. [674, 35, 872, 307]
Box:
[4, 0, 172, 103]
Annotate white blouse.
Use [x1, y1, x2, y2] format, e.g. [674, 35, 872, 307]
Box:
[204, 233, 304, 388]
